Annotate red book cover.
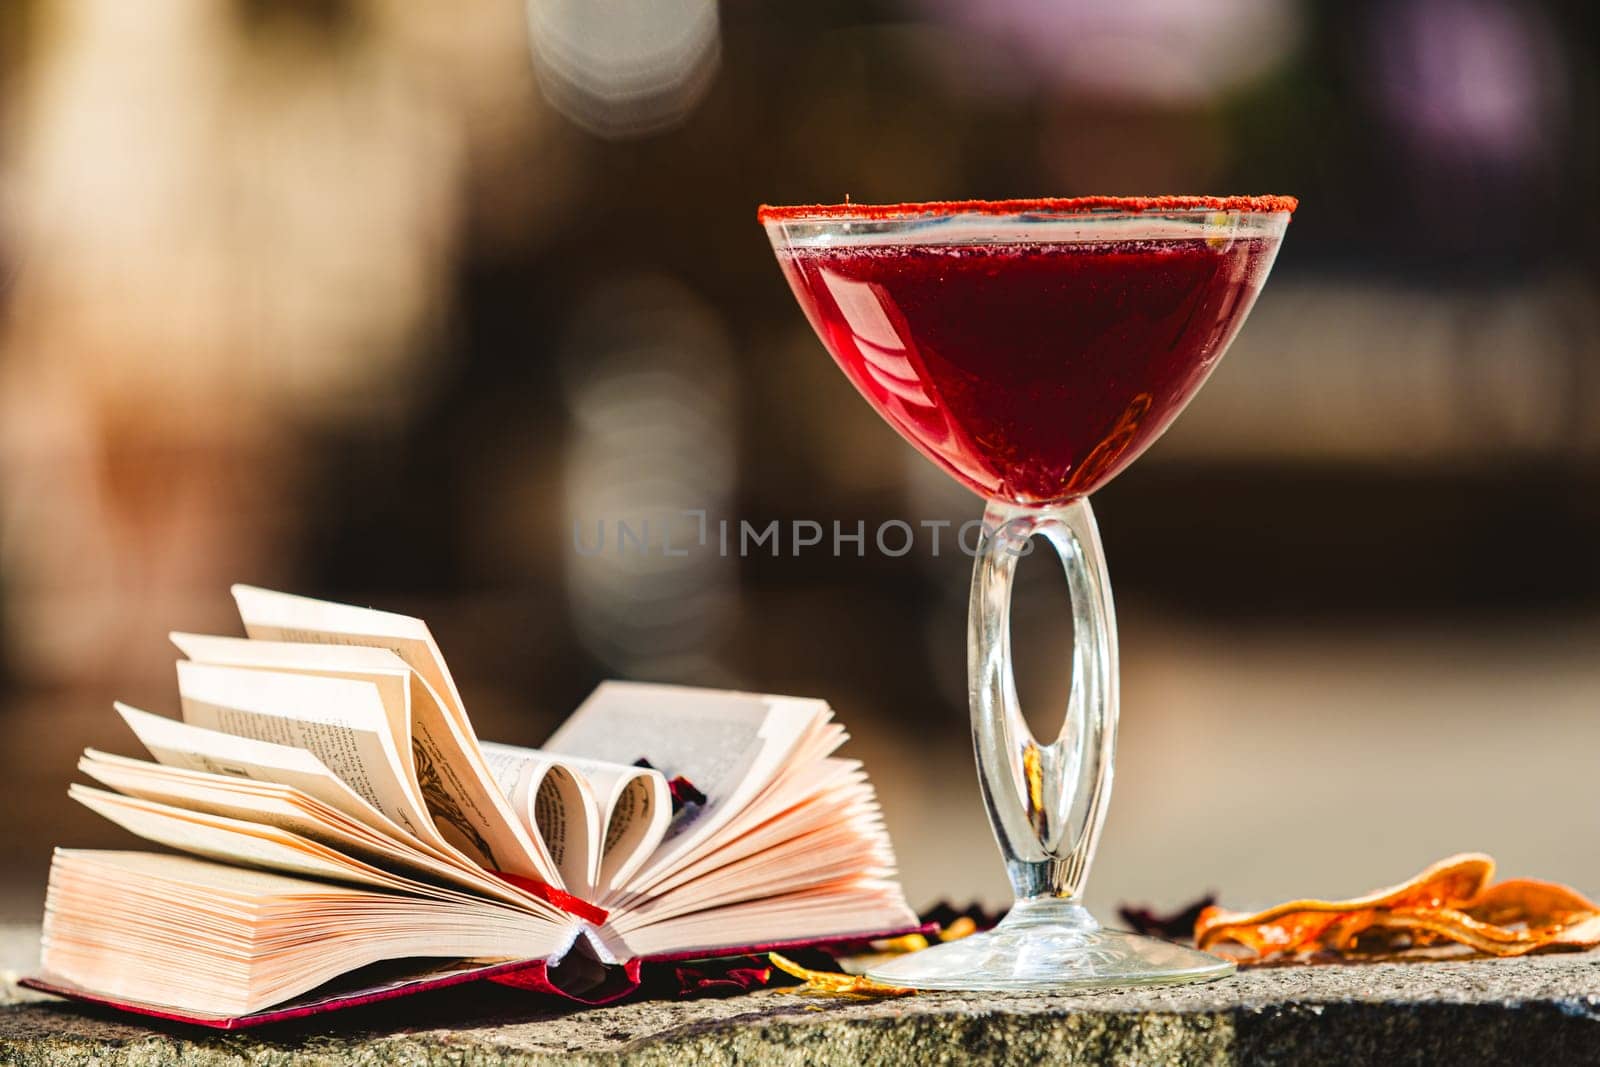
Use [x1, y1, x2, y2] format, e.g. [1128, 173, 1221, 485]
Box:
[20, 925, 932, 1030]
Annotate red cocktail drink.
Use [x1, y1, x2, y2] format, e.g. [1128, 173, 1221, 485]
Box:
[776, 237, 1277, 503]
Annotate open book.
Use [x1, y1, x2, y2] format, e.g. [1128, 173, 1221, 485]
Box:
[29, 587, 918, 1025]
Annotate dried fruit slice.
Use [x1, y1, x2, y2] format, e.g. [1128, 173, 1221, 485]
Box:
[1193, 854, 1600, 963]
[1466, 878, 1599, 928]
[1195, 853, 1494, 957]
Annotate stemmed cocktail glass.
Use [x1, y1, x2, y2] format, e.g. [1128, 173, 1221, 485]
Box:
[760, 196, 1294, 990]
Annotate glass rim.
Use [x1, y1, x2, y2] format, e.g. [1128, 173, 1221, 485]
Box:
[757, 195, 1297, 224]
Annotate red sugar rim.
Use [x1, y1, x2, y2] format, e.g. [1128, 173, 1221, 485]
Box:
[758, 195, 1297, 223]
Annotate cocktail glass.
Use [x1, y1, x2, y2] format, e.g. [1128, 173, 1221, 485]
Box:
[759, 196, 1294, 991]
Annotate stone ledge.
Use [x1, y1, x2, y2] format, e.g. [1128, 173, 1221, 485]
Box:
[6, 926, 1600, 1066]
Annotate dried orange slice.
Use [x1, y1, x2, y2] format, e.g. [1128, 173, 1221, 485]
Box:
[1194, 854, 1600, 962]
[1196, 853, 1493, 956]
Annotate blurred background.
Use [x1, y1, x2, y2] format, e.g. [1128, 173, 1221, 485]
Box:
[0, 0, 1597, 926]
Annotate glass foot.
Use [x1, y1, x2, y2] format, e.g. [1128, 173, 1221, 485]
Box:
[864, 900, 1235, 993]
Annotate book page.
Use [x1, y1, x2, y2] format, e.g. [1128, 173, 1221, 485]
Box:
[77, 751, 558, 914]
[632, 720, 853, 901]
[612, 815, 892, 928]
[41, 850, 575, 1018]
[169, 636, 421, 843]
[543, 682, 829, 894]
[607, 880, 917, 960]
[549, 754, 670, 896]
[69, 785, 423, 892]
[479, 743, 671, 897]
[172, 631, 412, 674]
[115, 702, 397, 835]
[623, 757, 873, 902]
[176, 661, 434, 842]
[80, 756, 446, 882]
[479, 743, 600, 895]
[231, 585, 466, 729]
[219, 593, 558, 885]
[402, 673, 559, 883]
[171, 633, 554, 882]
[171, 633, 414, 741]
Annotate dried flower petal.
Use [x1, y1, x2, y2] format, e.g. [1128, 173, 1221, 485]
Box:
[768, 952, 912, 997]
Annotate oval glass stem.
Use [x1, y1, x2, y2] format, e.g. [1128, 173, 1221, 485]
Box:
[970, 497, 1117, 903]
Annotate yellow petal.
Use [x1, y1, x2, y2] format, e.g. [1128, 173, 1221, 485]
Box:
[768, 952, 912, 997]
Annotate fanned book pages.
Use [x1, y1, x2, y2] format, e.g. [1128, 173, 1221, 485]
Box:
[26, 587, 919, 1027]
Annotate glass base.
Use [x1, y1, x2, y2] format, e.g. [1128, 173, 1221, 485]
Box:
[864, 899, 1235, 993]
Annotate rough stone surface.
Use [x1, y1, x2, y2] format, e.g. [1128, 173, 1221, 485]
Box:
[6, 924, 1600, 1065]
